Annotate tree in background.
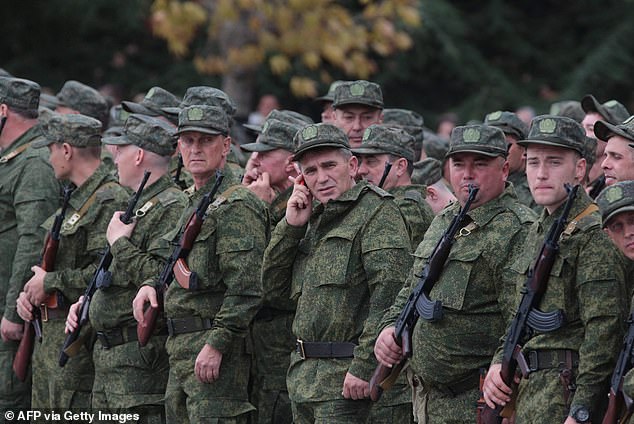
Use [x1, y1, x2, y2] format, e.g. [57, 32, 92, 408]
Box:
[150, 0, 420, 116]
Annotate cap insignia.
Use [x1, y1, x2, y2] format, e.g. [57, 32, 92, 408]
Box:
[605, 186, 623, 203]
[302, 125, 318, 140]
[350, 83, 365, 97]
[187, 107, 204, 121]
[539, 118, 556, 134]
[487, 111, 502, 121]
[463, 128, 481, 143]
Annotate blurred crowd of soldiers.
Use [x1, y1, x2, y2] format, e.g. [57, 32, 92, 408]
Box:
[1, 64, 633, 424]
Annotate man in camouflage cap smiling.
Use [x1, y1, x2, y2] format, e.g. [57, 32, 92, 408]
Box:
[315, 80, 345, 124]
[484, 115, 626, 424]
[581, 94, 631, 198]
[55, 80, 109, 128]
[376, 123, 535, 423]
[332, 80, 384, 148]
[595, 115, 634, 186]
[263, 122, 412, 423]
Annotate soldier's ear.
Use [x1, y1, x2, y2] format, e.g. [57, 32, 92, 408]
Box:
[62, 142, 73, 160]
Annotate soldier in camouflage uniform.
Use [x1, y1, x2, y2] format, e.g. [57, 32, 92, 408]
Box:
[580, 95, 630, 198]
[132, 105, 268, 423]
[55, 80, 110, 129]
[411, 158, 456, 215]
[484, 110, 537, 211]
[375, 125, 535, 424]
[121, 86, 181, 126]
[332, 80, 383, 148]
[262, 123, 412, 423]
[383, 108, 427, 164]
[315, 80, 345, 124]
[0, 77, 60, 412]
[64, 114, 188, 423]
[353, 124, 434, 250]
[484, 115, 627, 424]
[595, 115, 634, 186]
[16, 111, 127, 409]
[241, 118, 304, 424]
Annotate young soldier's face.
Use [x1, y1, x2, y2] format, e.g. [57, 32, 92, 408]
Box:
[605, 211, 634, 260]
[526, 145, 585, 213]
[601, 135, 634, 186]
[299, 148, 358, 204]
[178, 131, 230, 179]
[113, 144, 141, 189]
[449, 152, 508, 210]
[333, 106, 382, 148]
[47, 143, 69, 180]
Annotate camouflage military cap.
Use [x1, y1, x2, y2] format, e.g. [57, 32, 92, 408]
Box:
[102, 114, 176, 157]
[0, 77, 40, 113]
[484, 111, 528, 140]
[0, 68, 12, 77]
[583, 136, 597, 170]
[550, 100, 584, 123]
[581, 94, 630, 125]
[383, 108, 425, 128]
[518, 115, 585, 155]
[32, 110, 102, 148]
[412, 158, 442, 186]
[241, 119, 302, 153]
[594, 115, 634, 143]
[447, 125, 507, 158]
[56, 80, 109, 125]
[332, 80, 383, 109]
[243, 109, 313, 133]
[352, 124, 415, 162]
[163, 86, 236, 118]
[121, 86, 181, 119]
[423, 130, 449, 161]
[175, 105, 229, 136]
[103, 105, 129, 138]
[315, 80, 346, 103]
[596, 181, 634, 228]
[39, 93, 60, 111]
[293, 123, 350, 161]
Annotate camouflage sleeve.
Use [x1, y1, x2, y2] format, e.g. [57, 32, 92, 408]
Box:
[109, 201, 185, 287]
[205, 197, 267, 353]
[570, 234, 626, 410]
[3, 158, 60, 323]
[261, 218, 307, 303]
[348, 201, 413, 381]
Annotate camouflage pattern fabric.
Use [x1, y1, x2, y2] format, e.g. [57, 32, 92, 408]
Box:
[380, 185, 534, 423]
[291, 398, 372, 424]
[32, 163, 128, 409]
[389, 184, 433, 250]
[262, 180, 412, 420]
[0, 125, 59, 411]
[507, 171, 540, 212]
[89, 175, 188, 415]
[163, 174, 268, 422]
[493, 190, 627, 423]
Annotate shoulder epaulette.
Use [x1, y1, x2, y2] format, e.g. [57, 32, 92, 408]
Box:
[507, 202, 535, 224]
[560, 204, 600, 240]
[0, 143, 30, 164]
[207, 185, 244, 211]
[366, 184, 392, 198]
[156, 186, 185, 207]
[95, 181, 121, 202]
[403, 189, 423, 203]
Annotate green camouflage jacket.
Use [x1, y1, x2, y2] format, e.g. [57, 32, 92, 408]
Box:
[389, 184, 434, 250]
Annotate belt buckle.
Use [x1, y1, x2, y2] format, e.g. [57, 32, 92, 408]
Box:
[528, 350, 539, 372]
[297, 339, 306, 360]
[40, 304, 49, 322]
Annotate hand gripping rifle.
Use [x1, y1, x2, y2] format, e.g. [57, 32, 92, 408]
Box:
[59, 171, 150, 367]
[478, 184, 577, 423]
[601, 313, 634, 424]
[13, 184, 74, 381]
[369, 184, 479, 401]
[137, 170, 224, 346]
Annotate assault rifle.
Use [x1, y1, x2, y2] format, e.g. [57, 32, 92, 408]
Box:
[137, 171, 224, 346]
[479, 184, 577, 423]
[173, 153, 188, 190]
[601, 313, 634, 424]
[59, 171, 150, 366]
[13, 184, 74, 381]
[369, 184, 479, 401]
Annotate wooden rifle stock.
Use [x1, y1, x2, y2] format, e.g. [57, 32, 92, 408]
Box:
[13, 184, 74, 381]
[137, 171, 224, 346]
[369, 185, 479, 401]
[59, 172, 150, 366]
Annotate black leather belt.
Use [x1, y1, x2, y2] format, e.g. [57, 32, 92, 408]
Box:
[40, 304, 69, 321]
[295, 339, 356, 359]
[525, 349, 579, 372]
[96, 325, 139, 349]
[434, 372, 480, 397]
[166, 316, 213, 336]
[254, 307, 293, 321]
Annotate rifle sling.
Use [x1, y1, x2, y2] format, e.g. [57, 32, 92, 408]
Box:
[0, 143, 30, 163]
[63, 181, 119, 230]
[560, 204, 599, 240]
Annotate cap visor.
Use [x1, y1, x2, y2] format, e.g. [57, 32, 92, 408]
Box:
[101, 135, 131, 146]
[243, 123, 262, 133]
[333, 100, 383, 109]
[121, 101, 158, 116]
[30, 138, 55, 149]
[446, 147, 504, 158]
[604, 205, 634, 228]
[517, 138, 583, 154]
[351, 147, 388, 156]
[174, 126, 224, 136]
[241, 142, 277, 152]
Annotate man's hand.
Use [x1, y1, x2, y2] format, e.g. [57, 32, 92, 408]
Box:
[564, 417, 580, 424]
[23, 265, 47, 306]
[242, 154, 259, 185]
[482, 363, 513, 409]
[132, 286, 157, 325]
[342, 372, 370, 400]
[16, 292, 36, 322]
[64, 297, 83, 334]
[245, 172, 276, 204]
[195, 343, 223, 383]
[374, 326, 403, 367]
[286, 174, 313, 227]
[106, 211, 136, 246]
[1, 316, 23, 342]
